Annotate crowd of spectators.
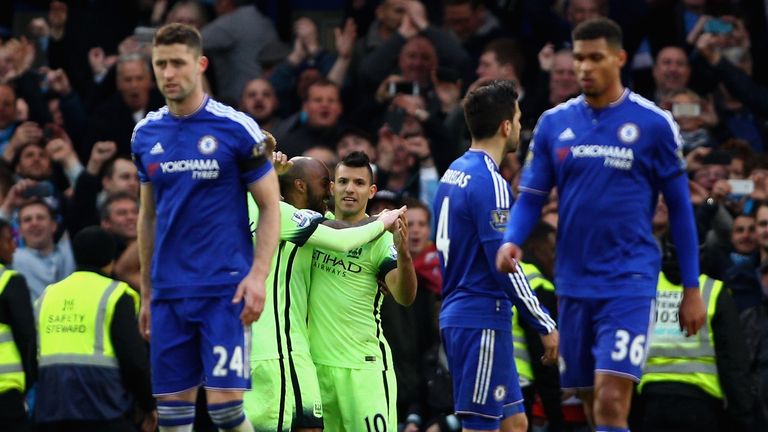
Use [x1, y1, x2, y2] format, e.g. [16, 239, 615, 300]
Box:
[1, 0, 768, 430]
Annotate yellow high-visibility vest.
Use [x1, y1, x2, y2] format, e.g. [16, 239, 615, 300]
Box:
[512, 262, 555, 385]
[639, 273, 722, 399]
[37, 271, 139, 370]
[0, 266, 24, 393]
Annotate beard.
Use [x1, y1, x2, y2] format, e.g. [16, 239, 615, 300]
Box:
[505, 136, 519, 153]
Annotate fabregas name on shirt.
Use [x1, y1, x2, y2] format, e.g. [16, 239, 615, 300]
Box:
[440, 168, 472, 188]
[159, 158, 220, 179]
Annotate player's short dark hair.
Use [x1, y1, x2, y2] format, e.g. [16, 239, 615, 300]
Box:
[572, 17, 623, 50]
[337, 151, 374, 184]
[462, 80, 519, 141]
[153, 23, 202, 56]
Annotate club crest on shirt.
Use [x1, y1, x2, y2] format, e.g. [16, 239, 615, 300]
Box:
[252, 140, 266, 157]
[617, 122, 639, 144]
[198, 135, 218, 155]
[494, 385, 507, 402]
[291, 209, 322, 229]
[347, 247, 363, 259]
[490, 209, 509, 232]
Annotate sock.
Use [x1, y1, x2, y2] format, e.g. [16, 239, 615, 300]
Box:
[158, 400, 195, 432]
[595, 426, 629, 432]
[208, 400, 252, 432]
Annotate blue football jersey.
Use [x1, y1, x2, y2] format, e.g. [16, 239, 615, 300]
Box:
[433, 149, 555, 333]
[131, 96, 272, 299]
[518, 90, 685, 298]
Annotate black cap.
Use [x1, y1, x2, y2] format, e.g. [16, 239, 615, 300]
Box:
[73, 226, 116, 268]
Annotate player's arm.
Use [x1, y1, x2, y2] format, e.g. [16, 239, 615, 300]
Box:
[468, 167, 558, 363]
[497, 119, 555, 273]
[384, 215, 417, 306]
[238, 170, 280, 324]
[137, 182, 155, 340]
[236, 120, 280, 324]
[485, 240, 556, 334]
[656, 117, 706, 336]
[497, 192, 549, 272]
[308, 207, 406, 251]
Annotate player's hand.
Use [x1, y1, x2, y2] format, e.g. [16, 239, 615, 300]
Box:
[496, 242, 522, 273]
[393, 213, 410, 253]
[378, 205, 407, 231]
[141, 409, 158, 432]
[138, 301, 151, 341]
[234, 273, 266, 325]
[679, 288, 706, 336]
[272, 151, 293, 175]
[262, 129, 277, 157]
[540, 329, 559, 366]
[710, 179, 731, 203]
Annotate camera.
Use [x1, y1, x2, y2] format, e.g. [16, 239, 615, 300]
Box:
[133, 26, 156, 44]
[704, 18, 733, 34]
[22, 181, 54, 199]
[42, 123, 65, 142]
[387, 81, 420, 97]
[727, 179, 755, 197]
[672, 103, 701, 118]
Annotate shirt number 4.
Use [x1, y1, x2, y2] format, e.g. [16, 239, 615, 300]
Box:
[610, 329, 646, 366]
[212, 345, 245, 378]
[436, 198, 450, 265]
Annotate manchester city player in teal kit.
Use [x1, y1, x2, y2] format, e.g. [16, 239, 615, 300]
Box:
[433, 80, 558, 432]
[497, 18, 706, 432]
[132, 24, 279, 432]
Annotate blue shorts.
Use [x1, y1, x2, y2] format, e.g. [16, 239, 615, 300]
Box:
[150, 294, 251, 395]
[558, 296, 655, 389]
[442, 327, 525, 430]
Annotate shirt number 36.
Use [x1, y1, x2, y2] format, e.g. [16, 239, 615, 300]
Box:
[610, 330, 646, 366]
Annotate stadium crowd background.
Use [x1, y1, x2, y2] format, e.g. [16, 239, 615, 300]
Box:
[1, 0, 768, 430]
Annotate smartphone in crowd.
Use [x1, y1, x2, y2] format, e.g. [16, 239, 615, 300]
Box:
[672, 103, 701, 118]
[704, 18, 733, 34]
[22, 181, 55, 199]
[388, 81, 420, 97]
[133, 26, 156, 44]
[727, 179, 755, 197]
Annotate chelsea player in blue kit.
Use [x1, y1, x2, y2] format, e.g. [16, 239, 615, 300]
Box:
[132, 24, 280, 432]
[433, 80, 558, 432]
[496, 19, 707, 432]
